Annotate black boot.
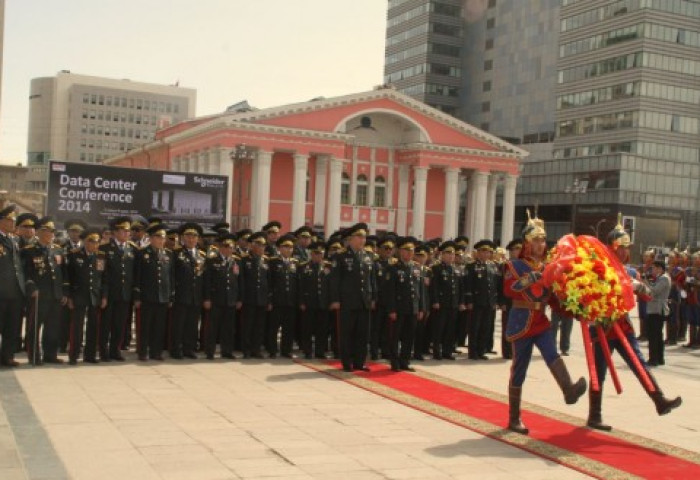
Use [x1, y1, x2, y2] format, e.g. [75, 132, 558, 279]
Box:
[683, 325, 697, 348]
[508, 386, 529, 435]
[648, 373, 682, 415]
[586, 388, 612, 431]
[549, 357, 587, 404]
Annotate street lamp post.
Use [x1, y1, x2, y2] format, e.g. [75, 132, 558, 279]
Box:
[230, 144, 254, 230]
[565, 178, 588, 234]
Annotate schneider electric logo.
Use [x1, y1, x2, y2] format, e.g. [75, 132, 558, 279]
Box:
[193, 176, 226, 188]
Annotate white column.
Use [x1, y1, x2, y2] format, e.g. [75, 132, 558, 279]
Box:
[396, 164, 410, 235]
[218, 147, 233, 225]
[387, 149, 395, 208]
[501, 174, 518, 247]
[350, 146, 358, 205]
[313, 156, 328, 226]
[411, 166, 429, 240]
[463, 174, 475, 238]
[251, 151, 272, 231]
[291, 153, 308, 229]
[325, 157, 343, 234]
[443, 167, 459, 240]
[471, 170, 489, 242]
[485, 173, 499, 240]
[368, 148, 376, 207]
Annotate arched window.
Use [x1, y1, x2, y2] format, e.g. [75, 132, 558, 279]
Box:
[356, 174, 368, 206]
[374, 175, 386, 207]
[341, 172, 351, 204]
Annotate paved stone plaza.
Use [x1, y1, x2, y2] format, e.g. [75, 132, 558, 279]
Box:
[0, 319, 697, 480]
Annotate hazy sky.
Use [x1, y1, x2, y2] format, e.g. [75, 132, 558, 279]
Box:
[0, 0, 388, 164]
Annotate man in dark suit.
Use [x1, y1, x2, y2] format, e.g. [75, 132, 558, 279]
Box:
[329, 223, 377, 372]
[65, 229, 106, 364]
[23, 216, 68, 365]
[0, 205, 25, 367]
[99, 217, 136, 362]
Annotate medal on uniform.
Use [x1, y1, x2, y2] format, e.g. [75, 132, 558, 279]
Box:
[54, 254, 62, 265]
[232, 263, 239, 275]
[96, 258, 105, 271]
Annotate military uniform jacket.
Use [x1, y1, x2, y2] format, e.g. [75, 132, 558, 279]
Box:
[374, 258, 395, 308]
[239, 254, 270, 306]
[0, 232, 25, 299]
[18, 236, 36, 249]
[464, 260, 501, 307]
[429, 262, 461, 309]
[293, 246, 310, 263]
[329, 248, 377, 310]
[100, 240, 136, 303]
[66, 248, 105, 307]
[203, 254, 241, 307]
[386, 260, 425, 315]
[23, 243, 66, 301]
[172, 247, 206, 306]
[267, 256, 299, 307]
[299, 260, 331, 310]
[133, 246, 173, 304]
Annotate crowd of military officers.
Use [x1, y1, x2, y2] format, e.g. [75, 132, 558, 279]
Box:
[0, 203, 521, 371]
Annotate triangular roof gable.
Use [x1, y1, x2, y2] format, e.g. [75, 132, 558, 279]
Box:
[228, 89, 526, 157]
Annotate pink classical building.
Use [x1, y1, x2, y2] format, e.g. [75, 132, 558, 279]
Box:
[108, 88, 526, 243]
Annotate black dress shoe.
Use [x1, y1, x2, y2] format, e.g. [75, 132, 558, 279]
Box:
[221, 353, 235, 359]
[443, 355, 456, 361]
[413, 355, 424, 361]
[342, 365, 352, 372]
[391, 366, 401, 372]
[101, 356, 113, 362]
[354, 366, 371, 372]
[401, 366, 416, 372]
[68, 359, 78, 365]
[304, 354, 312, 359]
[268, 353, 277, 359]
[281, 353, 294, 359]
[44, 358, 64, 364]
[1, 360, 20, 368]
[151, 355, 164, 361]
[206, 354, 214, 360]
[478, 355, 489, 360]
[314, 354, 326, 359]
[561, 351, 569, 356]
[85, 358, 99, 364]
[183, 352, 198, 359]
[138, 355, 148, 362]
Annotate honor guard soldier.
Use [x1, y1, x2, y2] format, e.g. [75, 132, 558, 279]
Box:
[239, 232, 270, 358]
[293, 226, 313, 262]
[235, 229, 252, 257]
[133, 224, 173, 361]
[385, 237, 425, 372]
[501, 239, 522, 359]
[503, 211, 586, 435]
[0, 205, 26, 367]
[329, 223, 377, 372]
[13, 213, 37, 353]
[299, 241, 332, 359]
[464, 240, 502, 360]
[99, 217, 136, 362]
[262, 221, 282, 257]
[23, 217, 68, 365]
[202, 233, 241, 359]
[371, 235, 396, 360]
[429, 241, 464, 360]
[65, 229, 106, 364]
[170, 223, 206, 359]
[267, 234, 300, 358]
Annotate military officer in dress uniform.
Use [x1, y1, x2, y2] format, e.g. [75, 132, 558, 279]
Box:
[99, 217, 136, 362]
[13, 213, 37, 353]
[165, 229, 180, 251]
[429, 241, 464, 361]
[329, 223, 377, 372]
[59, 219, 87, 353]
[371, 235, 396, 360]
[386, 237, 425, 372]
[464, 240, 502, 360]
[453, 243, 469, 350]
[325, 235, 344, 358]
[267, 234, 299, 358]
[202, 233, 241, 359]
[411, 244, 431, 361]
[130, 216, 149, 248]
[262, 221, 282, 257]
[170, 223, 206, 359]
[235, 229, 252, 257]
[500, 239, 522, 359]
[23, 217, 68, 365]
[0, 205, 25, 367]
[65, 229, 106, 364]
[293, 226, 313, 262]
[299, 241, 331, 359]
[133, 224, 173, 361]
[239, 232, 270, 358]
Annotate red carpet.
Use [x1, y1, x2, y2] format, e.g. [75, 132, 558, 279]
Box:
[299, 360, 700, 479]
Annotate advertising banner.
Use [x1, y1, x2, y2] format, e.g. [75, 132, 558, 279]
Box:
[47, 161, 228, 229]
